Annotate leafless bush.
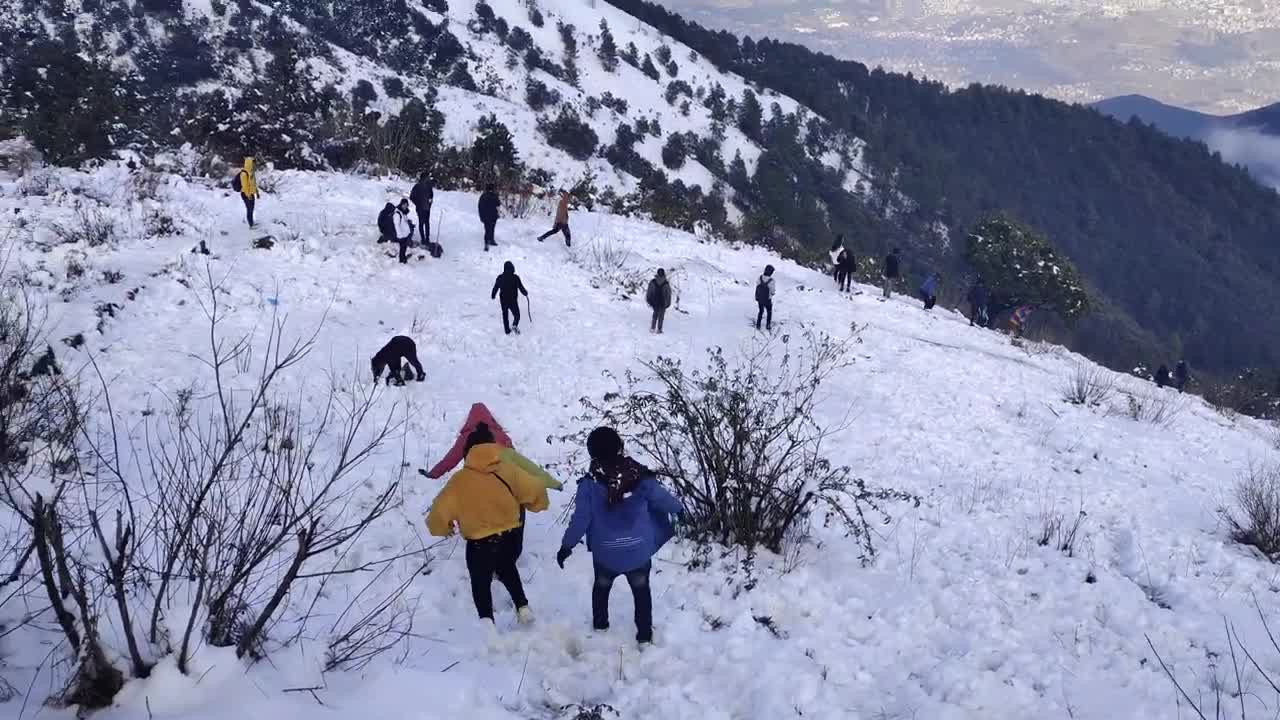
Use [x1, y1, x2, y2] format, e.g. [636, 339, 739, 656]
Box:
[501, 187, 540, 219]
[0, 137, 43, 175]
[564, 330, 918, 559]
[53, 201, 118, 248]
[574, 237, 648, 297]
[323, 559, 425, 673]
[1223, 464, 1280, 560]
[1036, 506, 1087, 557]
[1112, 389, 1186, 428]
[17, 168, 59, 196]
[131, 168, 164, 202]
[1061, 364, 1114, 406]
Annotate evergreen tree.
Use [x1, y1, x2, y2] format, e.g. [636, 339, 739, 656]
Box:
[737, 89, 763, 142]
[728, 150, 750, 193]
[597, 19, 618, 72]
[640, 54, 660, 81]
[965, 214, 1091, 322]
[472, 113, 520, 181]
[661, 133, 687, 169]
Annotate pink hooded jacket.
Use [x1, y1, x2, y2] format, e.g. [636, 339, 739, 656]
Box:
[425, 403, 513, 479]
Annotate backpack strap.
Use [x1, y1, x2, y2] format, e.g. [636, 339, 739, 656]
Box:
[491, 472, 516, 498]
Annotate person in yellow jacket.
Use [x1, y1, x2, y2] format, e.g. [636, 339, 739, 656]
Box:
[426, 425, 550, 625]
[536, 189, 572, 247]
[235, 157, 259, 227]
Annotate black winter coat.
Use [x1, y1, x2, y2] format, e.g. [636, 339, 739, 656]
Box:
[478, 191, 500, 223]
[884, 253, 901, 279]
[410, 181, 434, 209]
[492, 265, 528, 305]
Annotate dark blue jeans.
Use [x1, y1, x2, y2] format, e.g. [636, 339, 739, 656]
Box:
[593, 562, 653, 643]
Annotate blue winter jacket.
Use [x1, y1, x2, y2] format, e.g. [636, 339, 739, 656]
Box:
[561, 472, 684, 574]
[920, 274, 939, 297]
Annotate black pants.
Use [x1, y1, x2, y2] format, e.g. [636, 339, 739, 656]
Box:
[755, 299, 773, 330]
[501, 300, 521, 334]
[483, 220, 496, 249]
[593, 562, 653, 643]
[921, 292, 937, 310]
[397, 236, 411, 264]
[389, 351, 425, 383]
[466, 528, 528, 619]
[416, 207, 431, 244]
[538, 223, 571, 246]
[839, 268, 853, 292]
[242, 195, 255, 227]
[650, 307, 666, 332]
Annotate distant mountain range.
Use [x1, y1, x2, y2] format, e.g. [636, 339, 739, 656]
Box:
[1094, 95, 1280, 185]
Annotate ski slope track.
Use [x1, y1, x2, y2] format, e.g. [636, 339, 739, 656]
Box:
[1, 165, 1278, 719]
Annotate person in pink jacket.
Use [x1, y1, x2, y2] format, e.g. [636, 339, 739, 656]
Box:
[424, 403, 561, 557]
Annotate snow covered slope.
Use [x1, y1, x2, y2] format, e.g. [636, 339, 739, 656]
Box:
[2, 165, 1278, 719]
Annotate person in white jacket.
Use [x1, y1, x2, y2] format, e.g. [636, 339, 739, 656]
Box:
[393, 198, 416, 264]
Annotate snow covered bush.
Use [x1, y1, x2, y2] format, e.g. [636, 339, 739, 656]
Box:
[52, 201, 118, 248]
[537, 107, 599, 161]
[574, 237, 646, 296]
[574, 331, 919, 558]
[1061, 363, 1114, 407]
[1224, 463, 1280, 560]
[1112, 388, 1185, 428]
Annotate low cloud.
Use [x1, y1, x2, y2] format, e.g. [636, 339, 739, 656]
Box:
[1204, 126, 1280, 187]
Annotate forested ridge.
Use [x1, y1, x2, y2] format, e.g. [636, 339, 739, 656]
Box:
[608, 0, 1280, 376]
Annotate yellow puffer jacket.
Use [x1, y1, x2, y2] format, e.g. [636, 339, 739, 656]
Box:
[239, 157, 258, 197]
[426, 444, 550, 540]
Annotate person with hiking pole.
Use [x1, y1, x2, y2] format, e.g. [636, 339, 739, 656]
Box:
[492, 261, 529, 335]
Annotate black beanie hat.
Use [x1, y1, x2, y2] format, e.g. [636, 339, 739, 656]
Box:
[465, 422, 496, 453]
[586, 427, 623, 462]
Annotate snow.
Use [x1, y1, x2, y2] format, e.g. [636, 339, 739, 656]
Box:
[2, 163, 1279, 719]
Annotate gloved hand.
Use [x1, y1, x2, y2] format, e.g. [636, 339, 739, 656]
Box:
[556, 546, 572, 569]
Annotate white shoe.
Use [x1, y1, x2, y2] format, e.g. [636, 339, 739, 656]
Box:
[516, 606, 534, 625]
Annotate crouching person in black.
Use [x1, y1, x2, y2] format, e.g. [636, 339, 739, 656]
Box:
[371, 335, 425, 386]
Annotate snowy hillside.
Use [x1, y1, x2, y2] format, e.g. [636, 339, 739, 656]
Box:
[2, 0, 871, 232]
[2, 164, 1279, 720]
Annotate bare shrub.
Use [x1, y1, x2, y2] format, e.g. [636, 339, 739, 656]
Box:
[565, 330, 918, 559]
[1061, 364, 1114, 406]
[323, 559, 426, 673]
[1223, 464, 1280, 560]
[0, 137, 43, 175]
[53, 201, 118, 248]
[146, 208, 178, 237]
[17, 168, 59, 196]
[574, 237, 647, 297]
[1111, 388, 1185, 428]
[1036, 506, 1088, 557]
[501, 186, 540, 218]
[131, 168, 164, 202]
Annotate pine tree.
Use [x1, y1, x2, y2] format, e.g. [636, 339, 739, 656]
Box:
[597, 19, 618, 72]
[737, 89, 763, 142]
[965, 214, 1091, 322]
[640, 54, 660, 81]
[728, 150, 750, 193]
[472, 113, 520, 180]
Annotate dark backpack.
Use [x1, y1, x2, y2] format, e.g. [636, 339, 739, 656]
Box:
[428, 242, 443, 258]
[231, 172, 243, 193]
[755, 278, 771, 303]
[377, 205, 396, 238]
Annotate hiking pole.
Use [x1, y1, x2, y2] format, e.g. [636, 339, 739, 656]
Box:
[525, 295, 533, 323]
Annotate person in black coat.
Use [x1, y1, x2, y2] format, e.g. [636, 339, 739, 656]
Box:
[371, 336, 425, 386]
[1154, 364, 1171, 388]
[1173, 361, 1189, 392]
[837, 249, 857, 293]
[881, 248, 901, 300]
[410, 173, 434, 245]
[491, 261, 529, 335]
[967, 277, 990, 327]
[478, 184, 500, 251]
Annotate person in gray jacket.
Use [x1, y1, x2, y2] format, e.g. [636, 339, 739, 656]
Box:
[645, 269, 673, 333]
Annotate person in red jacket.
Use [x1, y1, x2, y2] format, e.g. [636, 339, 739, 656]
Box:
[424, 403, 561, 557]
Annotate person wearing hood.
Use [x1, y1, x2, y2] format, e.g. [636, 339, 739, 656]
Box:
[754, 265, 776, 331]
[370, 335, 425, 386]
[967, 277, 990, 327]
[235, 157, 259, 227]
[919, 272, 939, 310]
[556, 427, 683, 645]
[424, 404, 562, 557]
[881, 248, 901, 300]
[1154, 364, 1171, 388]
[645, 269, 673, 334]
[491, 261, 529, 335]
[478, 184, 500, 251]
[1173, 360, 1189, 392]
[409, 173, 434, 246]
[426, 425, 550, 625]
[392, 199, 416, 264]
[537, 190, 572, 247]
[377, 202, 397, 245]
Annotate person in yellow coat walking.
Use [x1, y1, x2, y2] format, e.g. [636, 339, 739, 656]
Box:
[234, 157, 259, 227]
[426, 425, 550, 625]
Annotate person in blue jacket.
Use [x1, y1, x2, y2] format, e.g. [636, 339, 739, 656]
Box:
[556, 427, 683, 645]
[919, 272, 939, 310]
